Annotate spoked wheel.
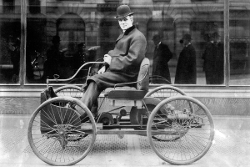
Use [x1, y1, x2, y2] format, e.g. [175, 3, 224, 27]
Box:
[54, 85, 99, 114]
[147, 96, 214, 165]
[145, 85, 187, 141]
[149, 75, 171, 84]
[145, 85, 187, 99]
[54, 85, 83, 99]
[28, 97, 96, 166]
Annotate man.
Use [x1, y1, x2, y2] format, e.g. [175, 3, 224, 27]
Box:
[77, 4, 147, 117]
[152, 34, 173, 83]
[175, 33, 196, 84]
[202, 32, 224, 84]
[43, 35, 63, 79]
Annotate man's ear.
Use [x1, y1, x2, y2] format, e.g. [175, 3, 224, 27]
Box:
[130, 15, 134, 23]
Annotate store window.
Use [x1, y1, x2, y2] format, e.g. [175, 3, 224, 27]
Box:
[190, 6, 224, 85]
[152, 1, 225, 85]
[0, 0, 228, 86]
[229, 2, 250, 85]
[0, 0, 21, 84]
[27, 14, 46, 83]
[26, 2, 87, 83]
[57, 13, 86, 79]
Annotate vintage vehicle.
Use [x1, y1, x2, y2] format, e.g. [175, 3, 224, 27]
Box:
[27, 58, 214, 166]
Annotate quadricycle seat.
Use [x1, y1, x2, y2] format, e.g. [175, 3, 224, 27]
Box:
[105, 57, 150, 107]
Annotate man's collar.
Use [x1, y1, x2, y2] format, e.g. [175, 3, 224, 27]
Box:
[185, 42, 191, 47]
[155, 41, 161, 48]
[124, 25, 135, 35]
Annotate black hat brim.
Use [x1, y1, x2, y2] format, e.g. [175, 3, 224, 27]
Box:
[115, 12, 134, 19]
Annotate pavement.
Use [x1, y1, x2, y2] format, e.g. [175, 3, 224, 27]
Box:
[0, 114, 250, 167]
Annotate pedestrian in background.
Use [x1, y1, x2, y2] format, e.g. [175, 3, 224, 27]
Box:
[175, 33, 197, 84]
[202, 32, 224, 84]
[152, 34, 173, 83]
[43, 35, 63, 79]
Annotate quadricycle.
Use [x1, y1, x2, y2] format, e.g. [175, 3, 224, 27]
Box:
[27, 58, 214, 166]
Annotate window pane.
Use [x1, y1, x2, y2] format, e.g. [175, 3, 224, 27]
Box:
[149, 1, 224, 85]
[0, 1, 21, 84]
[25, 0, 224, 85]
[26, 1, 88, 83]
[229, 1, 250, 85]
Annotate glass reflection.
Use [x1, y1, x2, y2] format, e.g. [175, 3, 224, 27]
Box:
[230, 4, 250, 85]
[0, 1, 21, 83]
[0, 0, 226, 85]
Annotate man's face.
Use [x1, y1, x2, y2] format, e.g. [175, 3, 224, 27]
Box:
[183, 39, 189, 46]
[153, 38, 160, 45]
[118, 15, 133, 31]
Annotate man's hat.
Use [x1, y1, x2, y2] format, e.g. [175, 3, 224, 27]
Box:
[115, 5, 134, 19]
[180, 34, 192, 43]
[153, 34, 161, 40]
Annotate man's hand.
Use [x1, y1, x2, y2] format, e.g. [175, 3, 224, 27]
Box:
[98, 54, 111, 74]
[103, 54, 111, 65]
[98, 66, 106, 74]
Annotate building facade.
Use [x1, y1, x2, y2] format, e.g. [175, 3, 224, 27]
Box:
[0, 0, 250, 115]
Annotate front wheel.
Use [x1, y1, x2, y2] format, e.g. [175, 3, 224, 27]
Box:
[27, 97, 96, 166]
[147, 96, 214, 165]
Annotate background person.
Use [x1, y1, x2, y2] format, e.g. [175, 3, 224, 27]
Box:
[175, 33, 197, 84]
[202, 32, 224, 84]
[43, 35, 63, 80]
[152, 34, 173, 83]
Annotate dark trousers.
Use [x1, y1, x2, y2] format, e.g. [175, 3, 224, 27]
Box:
[80, 81, 101, 116]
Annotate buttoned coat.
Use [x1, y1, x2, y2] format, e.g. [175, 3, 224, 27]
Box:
[152, 42, 173, 83]
[85, 25, 147, 91]
[202, 41, 224, 84]
[175, 44, 197, 84]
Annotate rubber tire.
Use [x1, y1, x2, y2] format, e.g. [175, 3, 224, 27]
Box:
[27, 97, 96, 166]
[147, 96, 214, 165]
[54, 85, 83, 99]
[145, 85, 186, 98]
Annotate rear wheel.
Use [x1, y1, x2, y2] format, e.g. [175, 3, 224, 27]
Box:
[54, 85, 83, 99]
[145, 85, 186, 99]
[27, 97, 96, 166]
[147, 96, 214, 165]
[145, 85, 187, 141]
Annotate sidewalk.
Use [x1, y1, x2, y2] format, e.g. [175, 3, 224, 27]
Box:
[0, 115, 250, 167]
